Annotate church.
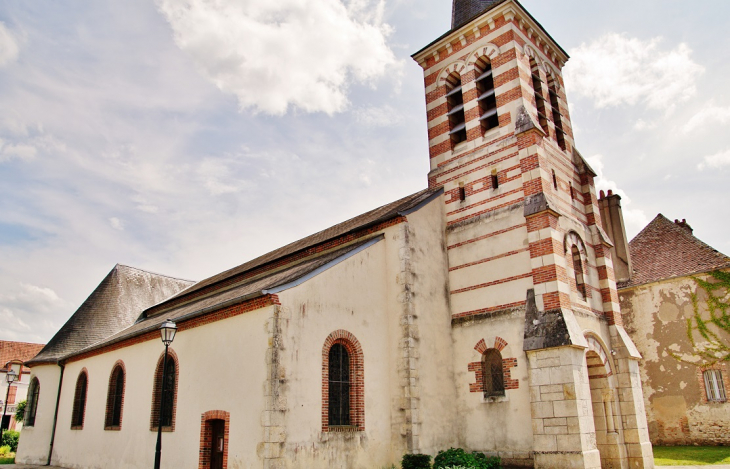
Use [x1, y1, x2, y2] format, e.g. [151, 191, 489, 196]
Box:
[16, 1, 654, 468]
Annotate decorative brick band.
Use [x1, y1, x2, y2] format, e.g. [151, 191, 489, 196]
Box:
[451, 272, 533, 295]
[198, 410, 230, 469]
[321, 330, 365, 432]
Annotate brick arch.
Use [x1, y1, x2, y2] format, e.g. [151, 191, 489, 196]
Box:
[469, 338, 519, 396]
[150, 347, 179, 432]
[437, 60, 467, 87]
[198, 410, 230, 469]
[71, 368, 89, 429]
[321, 330, 364, 431]
[564, 230, 587, 257]
[465, 42, 500, 69]
[104, 360, 126, 430]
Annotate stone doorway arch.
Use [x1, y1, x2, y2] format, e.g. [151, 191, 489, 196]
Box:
[585, 335, 627, 469]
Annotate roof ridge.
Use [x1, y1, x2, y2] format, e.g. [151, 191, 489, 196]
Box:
[114, 263, 196, 283]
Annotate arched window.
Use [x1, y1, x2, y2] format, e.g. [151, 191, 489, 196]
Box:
[150, 349, 178, 431]
[482, 349, 505, 397]
[572, 245, 586, 300]
[322, 330, 364, 431]
[71, 370, 88, 429]
[475, 57, 499, 133]
[26, 377, 40, 427]
[548, 77, 566, 150]
[445, 73, 467, 145]
[529, 57, 550, 135]
[328, 344, 350, 426]
[105, 363, 125, 429]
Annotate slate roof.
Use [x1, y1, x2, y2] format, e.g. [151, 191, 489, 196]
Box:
[75, 237, 382, 357]
[146, 187, 441, 317]
[619, 214, 730, 289]
[412, 0, 568, 60]
[27, 265, 194, 365]
[0, 341, 45, 371]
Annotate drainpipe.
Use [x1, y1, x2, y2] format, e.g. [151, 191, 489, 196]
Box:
[46, 363, 65, 466]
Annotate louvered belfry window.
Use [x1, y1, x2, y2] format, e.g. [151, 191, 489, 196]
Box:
[328, 343, 351, 426]
[530, 58, 550, 135]
[71, 371, 88, 428]
[446, 74, 467, 145]
[475, 59, 499, 133]
[549, 78, 566, 150]
[483, 349, 505, 397]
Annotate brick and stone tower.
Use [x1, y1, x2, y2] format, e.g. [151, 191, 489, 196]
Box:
[413, 1, 654, 468]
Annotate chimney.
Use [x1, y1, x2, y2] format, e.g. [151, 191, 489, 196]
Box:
[674, 219, 693, 234]
[598, 191, 632, 283]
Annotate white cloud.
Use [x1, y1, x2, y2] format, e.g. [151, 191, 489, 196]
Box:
[0, 142, 37, 162]
[0, 283, 71, 342]
[585, 154, 649, 235]
[355, 105, 404, 127]
[0, 22, 19, 67]
[564, 34, 704, 111]
[633, 119, 657, 131]
[697, 148, 730, 171]
[109, 217, 125, 230]
[154, 0, 399, 115]
[684, 103, 730, 133]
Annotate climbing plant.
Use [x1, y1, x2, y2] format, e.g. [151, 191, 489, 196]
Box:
[671, 270, 730, 366]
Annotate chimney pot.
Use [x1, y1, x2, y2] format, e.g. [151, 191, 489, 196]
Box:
[599, 190, 605, 199]
[607, 190, 613, 196]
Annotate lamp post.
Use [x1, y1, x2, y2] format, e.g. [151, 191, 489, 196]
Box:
[154, 319, 177, 469]
[1, 369, 17, 440]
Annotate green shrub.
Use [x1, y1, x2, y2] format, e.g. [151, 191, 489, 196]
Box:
[14, 401, 26, 423]
[433, 448, 500, 469]
[0, 431, 19, 453]
[402, 453, 432, 469]
[0, 446, 9, 456]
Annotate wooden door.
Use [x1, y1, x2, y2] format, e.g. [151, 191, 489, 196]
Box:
[210, 419, 225, 469]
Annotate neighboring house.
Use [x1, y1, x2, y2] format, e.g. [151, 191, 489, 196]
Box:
[16, 2, 655, 469]
[618, 213, 730, 446]
[0, 341, 45, 432]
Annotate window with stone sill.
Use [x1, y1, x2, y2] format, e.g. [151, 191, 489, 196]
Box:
[105, 363, 125, 430]
[704, 370, 727, 403]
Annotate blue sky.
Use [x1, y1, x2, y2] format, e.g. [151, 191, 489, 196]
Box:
[0, 0, 728, 343]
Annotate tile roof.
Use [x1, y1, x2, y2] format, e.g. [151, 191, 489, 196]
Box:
[145, 187, 441, 317]
[73, 237, 381, 357]
[27, 265, 194, 366]
[0, 341, 45, 370]
[619, 214, 730, 289]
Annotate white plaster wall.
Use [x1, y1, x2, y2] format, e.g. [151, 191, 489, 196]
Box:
[277, 235, 398, 469]
[452, 311, 533, 455]
[15, 364, 61, 465]
[46, 305, 273, 469]
[405, 195, 460, 455]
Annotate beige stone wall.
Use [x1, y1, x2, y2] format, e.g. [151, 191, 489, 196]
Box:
[620, 270, 730, 445]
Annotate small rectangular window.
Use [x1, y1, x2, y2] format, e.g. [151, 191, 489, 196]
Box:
[704, 370, 727, 402]
[458, 184, 466, 201]
[491, 174, 499, 190]
[552, 170, 558, 190]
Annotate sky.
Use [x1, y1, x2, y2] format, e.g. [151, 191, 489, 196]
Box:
[0, 0, 728, 344]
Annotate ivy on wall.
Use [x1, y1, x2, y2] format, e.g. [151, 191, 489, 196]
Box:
[672, 270, 730, 366]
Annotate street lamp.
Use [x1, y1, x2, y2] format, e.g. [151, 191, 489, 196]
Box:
[1, 369, 18, 440]
[154, 319, 177, 469]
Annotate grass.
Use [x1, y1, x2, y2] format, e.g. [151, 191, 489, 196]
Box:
[654, 446, 730, 466]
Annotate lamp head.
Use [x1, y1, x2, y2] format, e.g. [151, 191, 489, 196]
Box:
[6, 370, 17, 385]
[160, 319, 177, 346]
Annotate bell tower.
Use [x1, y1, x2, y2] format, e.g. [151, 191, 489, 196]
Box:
[412, 2, 654, 468]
